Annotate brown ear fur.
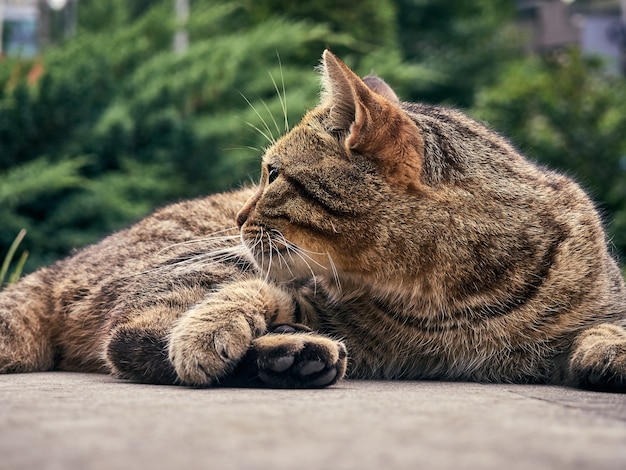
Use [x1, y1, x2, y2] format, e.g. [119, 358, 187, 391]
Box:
[321, 50, 424, 190]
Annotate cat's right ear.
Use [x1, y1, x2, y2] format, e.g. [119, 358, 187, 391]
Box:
[319, 50, 424, 191]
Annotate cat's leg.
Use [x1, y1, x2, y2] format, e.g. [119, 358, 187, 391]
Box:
[107, 278, 298, 386]
[106, 278, 347, 387]
[566, 323, 626, 391]
[0, 271, 55, 373]
[104, 279, 286, 386]
[166, 278, 298, 386]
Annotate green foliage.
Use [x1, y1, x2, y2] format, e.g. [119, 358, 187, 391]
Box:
[0, 156, 87, 269]
[472, 48, 626, 260]
[76, 0, 156, 33]
[395, 0, 520, 106]
[0, 156, 86, 205]
[242, 0, 397, 51]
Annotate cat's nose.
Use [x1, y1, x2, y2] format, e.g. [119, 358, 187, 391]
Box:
[236, 208, 249, 228]
[237, 190, 262, 228]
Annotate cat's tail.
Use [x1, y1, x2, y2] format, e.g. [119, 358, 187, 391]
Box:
[0, 269, 56, 373]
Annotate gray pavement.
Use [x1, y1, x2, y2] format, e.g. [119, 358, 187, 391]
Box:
[1, 372, 625, 470]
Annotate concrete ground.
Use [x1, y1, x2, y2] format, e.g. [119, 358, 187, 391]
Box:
[1, 372, 625, 470]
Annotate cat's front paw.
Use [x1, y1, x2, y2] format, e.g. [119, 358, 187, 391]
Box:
[169, 314, 263, 386]
[251, 333, 347, 388]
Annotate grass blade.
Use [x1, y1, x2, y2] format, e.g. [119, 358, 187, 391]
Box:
[1, 229, 27, 286]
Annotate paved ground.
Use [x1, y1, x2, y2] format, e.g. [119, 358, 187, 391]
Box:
[1, 372, 625, 470]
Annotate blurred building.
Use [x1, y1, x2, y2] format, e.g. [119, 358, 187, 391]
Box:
[0, 0, 76, 57]
[0, 0, 38, 57]
[517, 0, 626, 73]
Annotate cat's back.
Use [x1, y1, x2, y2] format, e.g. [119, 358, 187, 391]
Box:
[404, 100, 625, 316]
[58, 187, 255, 279]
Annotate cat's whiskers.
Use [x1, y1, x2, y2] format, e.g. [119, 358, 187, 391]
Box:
[261, 229, 315, 286]
[156, 228, 240, 255]
[268, 235, 296, 279]
[269, 230, 327, 269]
[164, 244, 250, 268]
[237, 56, 290, 150]
[260, 98, 283, 143]
[119, 228, 253, 281]
[222, 145, 263, 154]
[268, 230, 318, 290]
[267, 229, 344, 294]
[254, 228, 271, 285]
[241, 230, 265, 299]
[327, 252, 342, 294]
[239, 93, 276, 146]
[119, 244, 252, 281]
[264, 230, 275, 286]
[268, 56, 289, 132]
[288, 247, 318, 294]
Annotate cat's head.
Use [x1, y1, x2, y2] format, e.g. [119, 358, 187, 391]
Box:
[237, 50, 431, 285]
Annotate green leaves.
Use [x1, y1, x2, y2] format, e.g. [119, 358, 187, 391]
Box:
[0, 156, 87, 206]
[0, 157, 88, 270]
[395, 0, 519, 106]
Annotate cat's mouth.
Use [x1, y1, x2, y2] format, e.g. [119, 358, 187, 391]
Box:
[240, 224, 336, 283]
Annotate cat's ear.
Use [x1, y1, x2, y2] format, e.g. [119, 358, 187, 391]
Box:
[320, 50, 423, 190]
[362, 75, 400, 104]
[320, 50, 381, 146]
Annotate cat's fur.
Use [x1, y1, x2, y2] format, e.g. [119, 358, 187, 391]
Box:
[1, 50, 625, 390]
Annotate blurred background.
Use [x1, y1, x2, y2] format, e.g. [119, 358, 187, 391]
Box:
[1, 0, 626, 277]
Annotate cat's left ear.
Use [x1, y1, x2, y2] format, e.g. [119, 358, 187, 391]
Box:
[320, 50, 423, 190]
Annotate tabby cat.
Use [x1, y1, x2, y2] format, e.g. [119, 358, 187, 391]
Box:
[2, 51, 626, 390]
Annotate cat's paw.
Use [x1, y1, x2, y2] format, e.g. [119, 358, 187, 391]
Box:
[169, 314, 263, 386]
[569, 324, 626, 392]
[250, 333, 347, 388]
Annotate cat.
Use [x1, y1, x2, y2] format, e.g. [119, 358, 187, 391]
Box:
[1, 50, 625, 391]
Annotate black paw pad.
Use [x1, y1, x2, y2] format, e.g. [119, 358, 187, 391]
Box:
[255, 337, 346, 388]
[299, 360, 325, 375]
[268, 355, 295, 373]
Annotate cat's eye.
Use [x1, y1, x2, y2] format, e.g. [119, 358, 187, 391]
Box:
[267, 166, 279, 184]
